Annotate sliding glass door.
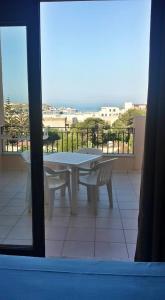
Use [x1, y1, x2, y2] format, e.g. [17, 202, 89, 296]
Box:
[0, 0, 45, 256]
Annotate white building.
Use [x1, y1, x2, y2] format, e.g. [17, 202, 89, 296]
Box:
[124, 102, 134, 111]
[98, 106, 120, 124]
[134, 104, 147, 110]
[42, 102, 146, 128]
[122, 102, 146, 113]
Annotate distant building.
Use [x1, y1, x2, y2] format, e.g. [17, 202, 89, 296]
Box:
[43, 113, 78, 128]
[43, 115, 67, 129]
[58, 107, 78, 114]
[98, 106, 120, 124]
[99, 106, 120, 117]
[134, 104, 147, 110]
[42, 102, 147, 128]
[121, 102, 147, 114]
[124, 102, 134, 111]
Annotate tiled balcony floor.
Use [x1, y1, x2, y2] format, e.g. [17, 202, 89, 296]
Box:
[0, 170, 140, 260]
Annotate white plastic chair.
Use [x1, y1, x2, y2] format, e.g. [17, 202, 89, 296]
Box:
[43, 127, 49, 140]
[44, 166, 71, 218]
[21, 150, 31, 163]
[21, 151, 71, 218]
[79, 158, 117, 214]
[77, 148, 103, 176]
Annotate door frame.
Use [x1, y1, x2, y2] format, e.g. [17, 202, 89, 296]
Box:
[0, 0, 45, 257]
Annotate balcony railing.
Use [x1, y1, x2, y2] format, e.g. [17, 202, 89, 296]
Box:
[0, 126, 135, 154]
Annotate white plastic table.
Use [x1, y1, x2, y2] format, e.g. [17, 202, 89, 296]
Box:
[44, 152, 102, 214]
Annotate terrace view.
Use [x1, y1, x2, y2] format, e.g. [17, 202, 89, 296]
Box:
[0, 0, 150, 260]
[0, 100, 145, 259]
[3, 0, 165, 298]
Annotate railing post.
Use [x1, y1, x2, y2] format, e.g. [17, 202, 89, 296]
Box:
[87, 128, 89, 148]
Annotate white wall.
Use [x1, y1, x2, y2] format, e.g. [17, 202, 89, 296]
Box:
[133, 116, 146, 170]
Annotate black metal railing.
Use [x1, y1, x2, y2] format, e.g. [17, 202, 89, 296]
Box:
[0, 126, 135, 154]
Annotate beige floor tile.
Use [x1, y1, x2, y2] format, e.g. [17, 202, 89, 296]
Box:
[13, 192, 26, 199]
[0, 206, 26, 216]
[53, 208, 71, 216]
[6, 226, 32, 240]
[9, 198, 26, 207]
[96, 217, 122, 229]
[0, 170, 141, 260]
[118, 201, 139, 210]
[77, 207, 93, 217]
[0, 191, 17, 198]
[45, 226, 67, 241]
[97, 208, 120, 218]
[66, 227, 95, 241]
[2, 239, 32, 245]
[95, 242, 128, 260]
[122, 218, 138, 229]
[0, 198, 11, 207]
[98, 201, 118, 209]
[120, 209, 139, 219]
[78, 200, 89, 208]
[62, 241, 94, 258]
[124, 230, 138, 243]
[54, 199, 70, 208]
[127, 243, 136, 260]
[0, 226, 13, 239]
[96, 228, 125, 243]
[116, 191, 135, 198]
[46, 216, 70, 227]
[46, 240, 64, 257]
[116, 195, 138, 202]
[69, 216, 95, 228]
[15, 215, 32, 227]
[0, 216, 19, 226]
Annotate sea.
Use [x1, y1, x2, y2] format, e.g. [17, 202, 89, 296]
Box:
[50, 101, 123, 112]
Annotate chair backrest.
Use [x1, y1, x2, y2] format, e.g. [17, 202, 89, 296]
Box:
[44, 166, 55, 176]
[77, 148, 102, 155]
[43, 165, 69, 183]
[94, 158, 117, 186]
[43, 166, 51, 201]
[43, 166, 56, 189]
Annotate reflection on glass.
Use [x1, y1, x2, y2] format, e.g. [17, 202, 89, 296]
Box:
[0, 27, 32, 246]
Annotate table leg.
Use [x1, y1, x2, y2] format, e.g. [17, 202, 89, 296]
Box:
[70, 166, 78, 214]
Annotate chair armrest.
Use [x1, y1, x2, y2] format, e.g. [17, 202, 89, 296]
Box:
[46, 170, 69, 179]
[44, 166, 70, 177]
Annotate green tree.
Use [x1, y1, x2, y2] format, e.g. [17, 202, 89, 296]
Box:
[72, 118, 109, 147]
[4, 98, 15, 127]
[4, 100, 30, 146]
[112, 108, 146, 128]
[74, 117, 106, 129]
[43, 128, 61, 152]
[111, 109, 146, 153]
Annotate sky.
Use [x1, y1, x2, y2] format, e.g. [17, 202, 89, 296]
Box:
[0, 0, 151, 109]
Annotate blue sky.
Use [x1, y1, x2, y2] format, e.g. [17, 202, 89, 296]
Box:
[1, 27, 28, 103]
[1, 0, 151, 108]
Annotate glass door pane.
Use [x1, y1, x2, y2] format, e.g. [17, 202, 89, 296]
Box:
[0, 27, 32, 247]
